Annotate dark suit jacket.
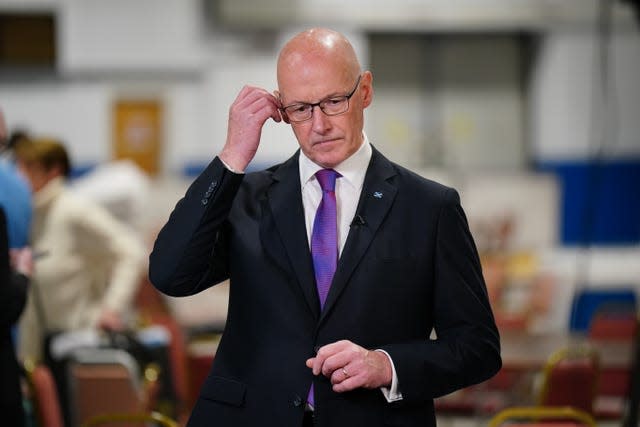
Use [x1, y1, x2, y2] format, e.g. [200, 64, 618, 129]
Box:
[150, 147, 501, 427]
[0, 208, 28, 425]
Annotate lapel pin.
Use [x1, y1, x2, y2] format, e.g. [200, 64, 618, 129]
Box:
[373, 191, 383, 199]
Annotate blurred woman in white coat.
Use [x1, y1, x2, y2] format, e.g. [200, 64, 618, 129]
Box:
[13, 138, 146, 362]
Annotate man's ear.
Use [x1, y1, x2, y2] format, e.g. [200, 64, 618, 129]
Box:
[360, 71, 374, 109]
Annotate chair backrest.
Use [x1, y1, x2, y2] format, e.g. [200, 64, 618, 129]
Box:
[81, 411, 179, 427]
[489, 406, 596, 427]
[569, 288, 637, 334]
[67, 348, 159, 427]
[538, 346, 600, 414]
[71, 363, 143, 426]
[588, 311, 638, 341]
[27, 363, 65, 427]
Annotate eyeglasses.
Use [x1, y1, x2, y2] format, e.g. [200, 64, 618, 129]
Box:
[281, 75, 362, 123]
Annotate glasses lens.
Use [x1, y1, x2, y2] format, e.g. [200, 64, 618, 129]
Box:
[286, 104, 313, 122]
[320, 97, 348, 116]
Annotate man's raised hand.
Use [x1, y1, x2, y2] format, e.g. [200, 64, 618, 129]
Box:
[219, 86, 283, 172]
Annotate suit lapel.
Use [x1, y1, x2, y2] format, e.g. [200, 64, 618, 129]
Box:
[260, 152, 321, 319]
[319, 148, 398, 325]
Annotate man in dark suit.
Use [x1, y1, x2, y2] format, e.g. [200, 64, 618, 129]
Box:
[150, 28, 501, 427]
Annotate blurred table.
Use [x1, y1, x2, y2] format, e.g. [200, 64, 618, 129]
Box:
[501, 331, 632, 369]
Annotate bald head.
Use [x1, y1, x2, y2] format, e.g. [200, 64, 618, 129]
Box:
[274, 28, 373, 168]
[277, 28, 361, 90]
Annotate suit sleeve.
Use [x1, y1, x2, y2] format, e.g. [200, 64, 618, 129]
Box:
[381, 188, 501, 403]
[149, 157, 245, 297]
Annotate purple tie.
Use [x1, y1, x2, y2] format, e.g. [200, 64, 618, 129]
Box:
[311, 169, 340, 309]
[308, 169, 340, 407]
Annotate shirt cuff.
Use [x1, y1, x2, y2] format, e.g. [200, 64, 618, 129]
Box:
[376, 349, 403, 402]
[219, 157, 245, 174]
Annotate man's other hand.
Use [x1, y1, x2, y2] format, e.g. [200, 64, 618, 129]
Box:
[306, 340, 393, 392]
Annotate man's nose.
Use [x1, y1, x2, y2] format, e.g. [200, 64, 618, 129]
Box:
[311, 105, 331, 133]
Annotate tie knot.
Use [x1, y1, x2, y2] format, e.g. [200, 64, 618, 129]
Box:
[315, 169, 340, 192]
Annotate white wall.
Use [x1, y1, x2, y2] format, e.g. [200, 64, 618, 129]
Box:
[531, 27, 640, 161]
[439, 37, 525, 171]
[0, 80, 210, 173]
[367, 35, 525, 170]
[59, 0, 205, 72]
[0, 82, 111, 165]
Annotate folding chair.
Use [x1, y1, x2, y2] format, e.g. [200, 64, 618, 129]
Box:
[537, 346, 599, 415]
[81, 411, 178, 427]
[488, 406, 596, 427]
[569, 288, 637, 334]
[66, 348, 161, 427]
[23, 361, 65, 427]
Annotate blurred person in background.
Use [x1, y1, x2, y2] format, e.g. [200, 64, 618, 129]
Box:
[0, 109, 34, 427]
[0, 208, 33, 427]
[12, 138, 146, 363]
[0, 109, 32, 250]
[150, 28, 500, 427]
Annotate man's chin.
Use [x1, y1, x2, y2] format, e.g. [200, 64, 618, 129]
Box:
[310, 153, 343, 169]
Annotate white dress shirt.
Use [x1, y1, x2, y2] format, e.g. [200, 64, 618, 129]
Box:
[298, 134, 403, 402]
[298, 136, 370, 257]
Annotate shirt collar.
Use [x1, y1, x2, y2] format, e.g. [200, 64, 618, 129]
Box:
[34, 176, 65, 209]
[299, 132, 372, 191]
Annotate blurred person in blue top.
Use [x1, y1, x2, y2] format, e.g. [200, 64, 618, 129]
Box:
[0, 109, 34, 426]
[0, 109, 32, 249]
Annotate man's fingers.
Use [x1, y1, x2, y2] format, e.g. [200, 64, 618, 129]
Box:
[329, 364, 352, 385]
[320, 352, 351, 378]
[310, 340, 369, 379]
[271, 108, 283, 123]
[306, 342, 391, 392]
[312, 341, 351, 375]
[311, 352, 326, 376]
[332, 373, 363, 392]
[236, 87, 279, 110]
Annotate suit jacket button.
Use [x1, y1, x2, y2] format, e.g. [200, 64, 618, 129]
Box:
[293, 395, 303, 407]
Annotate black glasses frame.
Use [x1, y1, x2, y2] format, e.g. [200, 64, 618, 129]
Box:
[281, 75, 362, 123]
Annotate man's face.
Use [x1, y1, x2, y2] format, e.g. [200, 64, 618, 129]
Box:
[278, 60, 373, 169]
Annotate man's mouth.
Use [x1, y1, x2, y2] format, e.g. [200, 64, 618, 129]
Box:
[313, 137, 340, 146]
